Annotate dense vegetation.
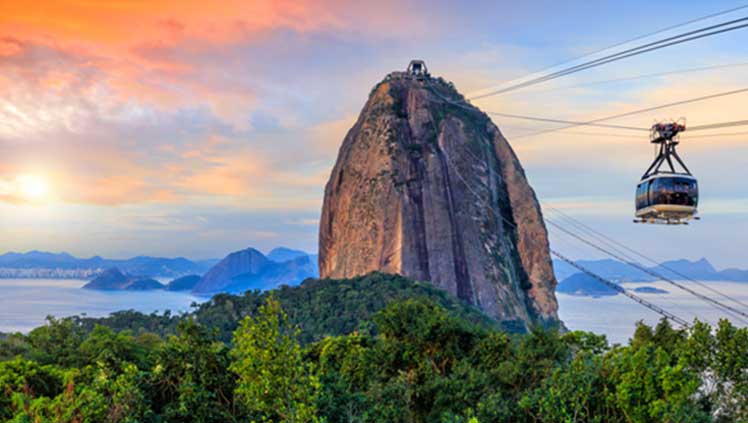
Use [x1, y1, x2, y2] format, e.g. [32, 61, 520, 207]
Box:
[1, 273, 747, 422]
[66, 273, 502, 344]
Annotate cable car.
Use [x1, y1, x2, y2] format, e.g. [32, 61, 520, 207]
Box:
[634, 121, 699, 224]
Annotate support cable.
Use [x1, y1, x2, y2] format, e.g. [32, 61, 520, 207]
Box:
[470, 17, 748, 99]
[467, 4, 748, 99]
[545, 205, 748, 315]
[431, 117, 692, 327]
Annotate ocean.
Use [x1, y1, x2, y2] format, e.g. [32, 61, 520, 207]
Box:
[1, 278, 746, 345]
[558, 280, 748, 344]
[0, 278, 202, 333]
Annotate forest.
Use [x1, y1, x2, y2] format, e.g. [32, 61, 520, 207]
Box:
[0, 273, 747, 422]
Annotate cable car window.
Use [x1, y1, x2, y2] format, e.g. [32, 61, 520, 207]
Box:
[648, 177, 697, 207]
[673, 177, 698, 206]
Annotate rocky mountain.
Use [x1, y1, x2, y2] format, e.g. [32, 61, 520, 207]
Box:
[318, 65, 559, 329]
[0, 251, 217, 278]
[192, 247, 318, 294]
[82, 268, 164, 291]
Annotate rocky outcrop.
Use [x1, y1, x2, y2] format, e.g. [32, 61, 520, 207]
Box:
[318, 69, 559, 329]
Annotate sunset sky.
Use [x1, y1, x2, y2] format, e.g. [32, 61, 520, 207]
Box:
[2, 0, 748, 267]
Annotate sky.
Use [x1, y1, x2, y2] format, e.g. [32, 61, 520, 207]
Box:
[1, 0, 748, 268]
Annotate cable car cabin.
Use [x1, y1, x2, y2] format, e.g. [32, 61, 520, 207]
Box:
[634, 120, 699, 225]
[635, 174, 698, 224]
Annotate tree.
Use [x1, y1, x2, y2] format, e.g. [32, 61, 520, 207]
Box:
[151, 319, 241, 422]
[26, 317, 85, 367]
[230, 296, 319, 423]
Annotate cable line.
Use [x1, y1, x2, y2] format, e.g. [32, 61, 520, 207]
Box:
[688, 119, 748, 131]
[686, 130, 748, 138]
[436, 103, 745, 324]
[551, 251, 690, 327]
[545, 204, 748, 313]
[461, 143, 746, 323]
[512, 87, 748, 139]
[426, 109, 693, 327]
[430, 76, 748, 140]
[470, 17, 748, 100]
[485, 112, 648, 131]
[546, 219, 748, 323]
[454, 161, 690, 327]
[517, 62, 748, 96]
[468, 4, 748, 98]
[510, 130, 748, 140]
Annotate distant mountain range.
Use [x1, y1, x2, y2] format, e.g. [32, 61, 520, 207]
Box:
[0, 251, 219, 279]
[554, 257, 748, 297]
[191, 247, 318, 294]
[77, 246, 319, 295]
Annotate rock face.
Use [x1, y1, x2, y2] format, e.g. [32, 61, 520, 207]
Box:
[319, 69, 559, 329]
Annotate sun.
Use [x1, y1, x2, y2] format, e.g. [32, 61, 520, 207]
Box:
[17, 175, 50, 202]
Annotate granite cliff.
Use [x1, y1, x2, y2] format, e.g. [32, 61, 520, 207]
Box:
[319, 64, 559, 329]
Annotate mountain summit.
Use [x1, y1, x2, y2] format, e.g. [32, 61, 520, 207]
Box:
[319, 62, 559, 329]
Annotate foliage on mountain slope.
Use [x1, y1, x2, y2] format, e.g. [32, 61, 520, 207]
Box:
[0, 273, 746, 422]
[62, 272, 500, 344]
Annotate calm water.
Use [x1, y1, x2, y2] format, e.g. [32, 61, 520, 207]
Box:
[1, 279, 746, 344]
[0, 279, 203, 333]
[558, 280, 748, 345]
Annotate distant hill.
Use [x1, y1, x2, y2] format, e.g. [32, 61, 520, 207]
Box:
[554, 257, 748, 297]
[633, 286, 668, 294]
[82, 268, 164, 291]
[552, 258, 654, 283]
[165, 274, 201, 291]
[656, 258, 718, 280]
[719, 268, 748, 282]
[0, 251, 218, 278]
[556, 273, 619, 297]
[553, 257, 748, 285]
[266, 247, 309, 263]
[192, 247, 319, 295]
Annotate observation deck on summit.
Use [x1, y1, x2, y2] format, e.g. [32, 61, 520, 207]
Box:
[387, 60, 431, 81]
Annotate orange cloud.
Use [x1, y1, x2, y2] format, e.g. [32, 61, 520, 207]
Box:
[0, 1, 342, 48]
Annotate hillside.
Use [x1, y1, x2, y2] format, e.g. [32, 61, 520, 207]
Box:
[2, 272, 746, 423]
[73, 272, 500, 344]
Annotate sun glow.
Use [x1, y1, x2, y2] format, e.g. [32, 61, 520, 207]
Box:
[17, 175, 50, 202]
